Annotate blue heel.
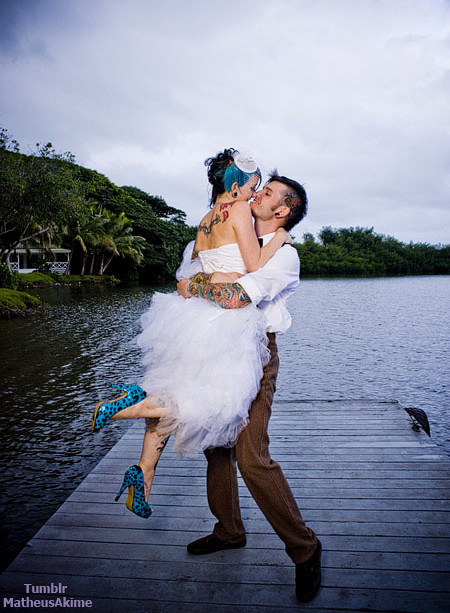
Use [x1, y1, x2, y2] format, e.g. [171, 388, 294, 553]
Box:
[91, 383, 146, 432]
[108, 383, 126, 391]
[115, 465, 152, 518]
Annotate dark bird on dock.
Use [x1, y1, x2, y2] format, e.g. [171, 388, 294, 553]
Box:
[404, 407, 431, 436]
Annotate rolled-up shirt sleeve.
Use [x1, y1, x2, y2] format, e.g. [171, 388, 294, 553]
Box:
[239, 245, 300, 305]
[238, 245, 300, 333]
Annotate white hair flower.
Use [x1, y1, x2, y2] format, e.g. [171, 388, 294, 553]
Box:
[234, 152, 258, 173]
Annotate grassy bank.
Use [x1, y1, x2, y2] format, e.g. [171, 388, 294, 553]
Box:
[1, 273, 119, 317]
[0, 288, 43, 318]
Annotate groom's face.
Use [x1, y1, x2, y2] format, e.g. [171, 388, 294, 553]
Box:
[250, 181, 286, 221]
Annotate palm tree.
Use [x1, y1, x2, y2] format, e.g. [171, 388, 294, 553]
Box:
[95, 209, 145, 275]
[64, 202, 104, 275]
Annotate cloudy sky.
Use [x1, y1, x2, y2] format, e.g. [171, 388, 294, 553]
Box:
[1, 0, 449, 243]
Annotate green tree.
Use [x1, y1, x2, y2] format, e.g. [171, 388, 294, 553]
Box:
[294, 226, 449, 277]
[95, 209, 145, 275]
[62, 202, 105, 275]
[0, 130, 81, 264]
[121, 185, 187, 222]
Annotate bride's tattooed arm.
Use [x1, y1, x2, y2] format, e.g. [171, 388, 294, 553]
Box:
[190, 272, 213, 285]
[187, 281, 251, 309]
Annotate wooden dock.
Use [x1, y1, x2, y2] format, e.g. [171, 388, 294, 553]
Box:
[1, 399, 449, 612]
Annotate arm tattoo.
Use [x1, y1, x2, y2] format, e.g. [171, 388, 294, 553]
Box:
[191, 272, 213, 285]
[188, 281, 251, 309]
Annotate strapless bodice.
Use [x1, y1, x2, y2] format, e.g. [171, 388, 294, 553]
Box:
[198, 243, 247, 274]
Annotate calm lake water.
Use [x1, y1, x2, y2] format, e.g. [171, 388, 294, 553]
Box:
[0, 275, 449, 571]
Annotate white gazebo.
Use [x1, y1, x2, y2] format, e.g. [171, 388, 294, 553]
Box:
[7, 247, 71, 274]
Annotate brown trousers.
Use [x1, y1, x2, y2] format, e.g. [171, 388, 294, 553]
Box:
[204, 333, 318, 564]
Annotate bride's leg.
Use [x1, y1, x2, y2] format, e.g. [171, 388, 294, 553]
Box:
[138, 421, 170, 502]
[111, 394, 169, 421]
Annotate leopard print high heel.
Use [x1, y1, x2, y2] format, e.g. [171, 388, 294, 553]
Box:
[115, 465, 152, 518]
[91, 383, 146, 432]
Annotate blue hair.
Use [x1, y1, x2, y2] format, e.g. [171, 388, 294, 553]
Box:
[224, 163, 261, 193]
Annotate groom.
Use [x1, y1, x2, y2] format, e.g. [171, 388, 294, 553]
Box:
[176, 171, 322, 603]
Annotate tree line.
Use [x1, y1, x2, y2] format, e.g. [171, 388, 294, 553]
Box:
[1, 127, 448, 282]
[0, 128, 195, 283]
[295, 227, 450, 276]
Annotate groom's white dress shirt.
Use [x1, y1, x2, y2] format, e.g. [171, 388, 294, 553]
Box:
[238, 233, 299, 334]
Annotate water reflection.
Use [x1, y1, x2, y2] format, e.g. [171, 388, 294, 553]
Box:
[0, 276, 449, 572]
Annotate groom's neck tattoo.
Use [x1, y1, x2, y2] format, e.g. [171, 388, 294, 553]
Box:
[188, 281, 251, 309]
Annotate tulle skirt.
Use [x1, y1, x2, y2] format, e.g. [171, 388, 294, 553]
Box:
[137, 292, 270, 456]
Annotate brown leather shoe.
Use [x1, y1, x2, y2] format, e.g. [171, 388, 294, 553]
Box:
[295, 539, 322, 602]
[187, 533, 246, 555]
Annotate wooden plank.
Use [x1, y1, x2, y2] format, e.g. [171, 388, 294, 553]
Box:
[10, 539, 450, 571]
[42, 513, 450, 537]
[5, 555, 449, 592]
[58, 496, 450, 513]
[48, 507, 450, 525]
[27, 524, 450, 554]
[1, 571, 449, 612]
[80, 468, 450, 481]
[72, 473, 450, 489]
[67, 487, 450, 500]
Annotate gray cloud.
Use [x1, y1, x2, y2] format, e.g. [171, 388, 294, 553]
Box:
[1, 0, 449, 244]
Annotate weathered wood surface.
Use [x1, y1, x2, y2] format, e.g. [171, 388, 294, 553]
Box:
[1, 399, 449, 612]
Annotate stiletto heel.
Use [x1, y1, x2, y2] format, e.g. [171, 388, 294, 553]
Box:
[91, 383, 146, 432]
[115, 465, 152, 518]
[108, 383, 126, 391]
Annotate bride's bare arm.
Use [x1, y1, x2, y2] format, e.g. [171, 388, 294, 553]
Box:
[232, 202, 290, 272]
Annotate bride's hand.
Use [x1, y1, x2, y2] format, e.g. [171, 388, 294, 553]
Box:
[276, 227, 293, 244]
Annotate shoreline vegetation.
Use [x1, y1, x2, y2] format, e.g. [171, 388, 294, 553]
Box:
[0, 273, 120, 318]
[0, 287, 43, 318]
[1, 127, 449, 318]
[17, 271, 120, 288]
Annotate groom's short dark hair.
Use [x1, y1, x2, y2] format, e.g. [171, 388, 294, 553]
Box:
[267, 171, 308, 231]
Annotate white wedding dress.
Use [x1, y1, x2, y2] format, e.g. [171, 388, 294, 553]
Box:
[137, 243, 270, 456]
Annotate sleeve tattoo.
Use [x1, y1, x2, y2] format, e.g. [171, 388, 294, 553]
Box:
[191, 272, 213, 285]
[187, 281, 251, 309]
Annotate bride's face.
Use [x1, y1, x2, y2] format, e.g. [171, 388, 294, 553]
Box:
[236, 174, 260, 202]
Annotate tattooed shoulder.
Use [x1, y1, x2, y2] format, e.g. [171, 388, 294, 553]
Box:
[198, 214, 220, 236]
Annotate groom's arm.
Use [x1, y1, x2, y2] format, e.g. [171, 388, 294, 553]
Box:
[177, 277, 251, 309]
[177, 245, 299, 309]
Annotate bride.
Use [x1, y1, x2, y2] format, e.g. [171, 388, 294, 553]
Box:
[91, 148, 291, 517]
